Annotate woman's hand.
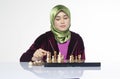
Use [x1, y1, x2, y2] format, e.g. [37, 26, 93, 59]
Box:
[32, 48, 48, 61]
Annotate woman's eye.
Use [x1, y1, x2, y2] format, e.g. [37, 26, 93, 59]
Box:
[64, 16, 68, 19]
[64, 17, 68, 19]
[55, 19, 60, 21]
[55, 17, 60, 21]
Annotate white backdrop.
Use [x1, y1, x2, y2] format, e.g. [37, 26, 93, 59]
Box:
[0, 0, 120, 63]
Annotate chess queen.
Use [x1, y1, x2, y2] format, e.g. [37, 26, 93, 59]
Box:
[20, 5, 85, 62]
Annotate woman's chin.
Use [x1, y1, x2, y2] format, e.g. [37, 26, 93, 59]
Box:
[58, 28, 68, 32]
[59, 29, 67, 32]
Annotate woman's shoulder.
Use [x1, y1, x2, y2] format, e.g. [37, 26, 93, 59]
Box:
[35, 31, 53, 41]
[30, 31, 54, 48]
[70, 31, 84, 44]
[70, 31, 82, 38]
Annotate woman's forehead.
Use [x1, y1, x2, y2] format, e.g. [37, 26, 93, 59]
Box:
[55, 11, 68, 17]
[57, 11, 67, 16]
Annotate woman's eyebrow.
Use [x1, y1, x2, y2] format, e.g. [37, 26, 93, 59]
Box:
[64, 15, 68, 17]
[56, 16, 60, 18]
[64, 14, 67, 16]
[55, 14, 68, 18]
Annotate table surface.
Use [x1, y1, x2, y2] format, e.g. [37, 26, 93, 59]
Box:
[0, 61, 120, 79]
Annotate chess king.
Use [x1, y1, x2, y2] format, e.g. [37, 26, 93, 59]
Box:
[20, 5, 85, 63]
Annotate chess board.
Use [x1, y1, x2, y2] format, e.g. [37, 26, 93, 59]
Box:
[29, 52, 101, 67]
[44, 62, 101, 67]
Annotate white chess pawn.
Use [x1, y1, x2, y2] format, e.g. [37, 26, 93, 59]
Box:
[69, 55, 74, 63]
[52, 56, 55, 63]
[46, 52, 51, 63]
[28, 61, 33, 66]
[78, 54, 81, 63]
[61, 55, 64, 63]
[75, 56, 78, 63]
[57, 52, 62, 63]
[54, 51, 57, 63]
[54, 51, 57, 58]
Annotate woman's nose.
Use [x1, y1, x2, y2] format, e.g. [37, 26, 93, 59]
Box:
[61, 19, 65, 24]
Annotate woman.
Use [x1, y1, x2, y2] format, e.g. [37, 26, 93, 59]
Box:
[20, 5, 85, 63]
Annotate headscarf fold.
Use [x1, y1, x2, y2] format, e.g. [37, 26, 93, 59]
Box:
[50, 5, 71, 43]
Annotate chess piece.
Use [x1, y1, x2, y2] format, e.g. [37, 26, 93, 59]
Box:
[53, 51, 57, 63]
[37, 60, 44, 66]
[33, 60, 44, 66]
[28, 61, 33, 66]
[28, 61, 33, 68]
[32, 61, 38, 65]
[78, 54, 81, 63]
[75, 56, 78, 63]
[61, 55, 64, 63]
[52, 56, 55, 63]
[46, 52, 52, 63]
[57, 52, 62, 63]
[69, 55, 74, 63]
[28, 60, 44, 66]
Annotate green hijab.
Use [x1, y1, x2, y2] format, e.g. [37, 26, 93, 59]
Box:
[50, 5, 71, 43]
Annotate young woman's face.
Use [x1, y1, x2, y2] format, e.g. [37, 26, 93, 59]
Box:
[54, 11, 70, 32]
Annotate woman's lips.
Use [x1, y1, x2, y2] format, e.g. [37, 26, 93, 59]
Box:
[60, 25, 66, 28]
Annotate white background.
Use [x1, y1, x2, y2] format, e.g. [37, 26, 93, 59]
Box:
[0, 0, 120, 63]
